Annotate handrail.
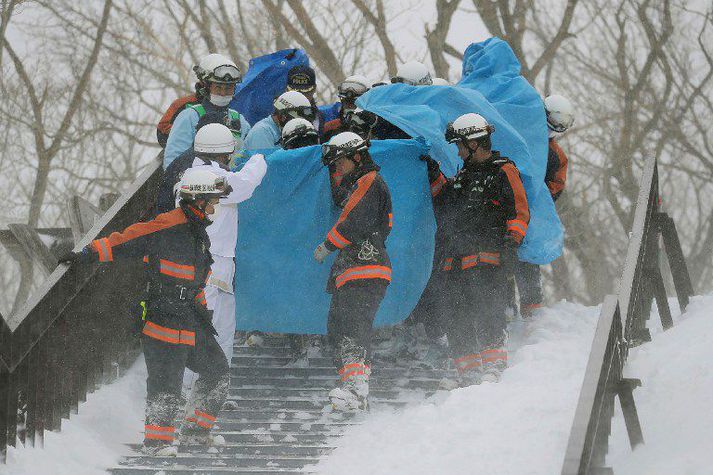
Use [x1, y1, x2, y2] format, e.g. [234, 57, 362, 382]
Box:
[1, 156, 163, 462]
[561, 156, 694, 474]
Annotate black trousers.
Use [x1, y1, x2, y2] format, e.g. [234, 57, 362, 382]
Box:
[142, 323, 229, 444]
[514, 260, 543, 307]
[406, 270, 447, 340]
[326, 280, 388, 368]
[441, 265, 508, 358]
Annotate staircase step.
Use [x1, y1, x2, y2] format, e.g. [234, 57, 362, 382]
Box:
[231, 365, 446, 379]
[112, 468, 313, 474]
[117, 453, 318, 469]
[127, 443, 334, 457]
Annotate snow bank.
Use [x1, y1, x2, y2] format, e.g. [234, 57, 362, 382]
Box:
[315, 301, 600, 475]
[607, 294, 713, 474]
[0, 356, 147, 475]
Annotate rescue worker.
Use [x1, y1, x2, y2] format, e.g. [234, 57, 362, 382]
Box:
[313, 132, 393, 411]
[280, 118, 320, 150]
[157, 123, 267, 375]
[243, 90, 314, 150]
[322, 75, 371, 141]
[391, 61, 433, 86]
[59, 168, 232, 456]
[164, 53, 251, 168]
[286, 64, 326, 134]
[515, 94, 574, 317]
[423, 113, 529, 386]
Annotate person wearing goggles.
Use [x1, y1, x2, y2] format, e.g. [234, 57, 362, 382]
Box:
[163, 53, 251, 169]
[322, 75, 371, 142]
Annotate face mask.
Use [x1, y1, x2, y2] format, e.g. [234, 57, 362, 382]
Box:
[210, 93, 232, 107]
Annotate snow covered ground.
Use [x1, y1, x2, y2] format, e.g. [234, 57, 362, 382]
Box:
[315, 300, 601, 474]
[608, 295, 713, 474]
[2, 295, 711, 475]
[0, 357, 147, 475]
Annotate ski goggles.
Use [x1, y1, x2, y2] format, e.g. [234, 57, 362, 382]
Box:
[209, 64, 242, 84]
[346, 110, 378, 131]
[338, 81, 369, 100]
[280, 106, 316, 121]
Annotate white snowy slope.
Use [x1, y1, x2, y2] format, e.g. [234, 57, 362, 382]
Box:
[315, 301, 601, 475]
[607, 294, 713, 475]
[0, 356, 147, 475]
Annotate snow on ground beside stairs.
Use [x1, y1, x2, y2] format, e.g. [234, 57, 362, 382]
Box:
[607, 294, 713, 475]
[0, 356, 147, 475]
[314, 301, 601, 475]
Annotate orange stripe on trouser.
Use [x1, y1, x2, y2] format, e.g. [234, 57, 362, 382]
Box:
[453, 353, 482, 373]
[186, 409, 217, 429]
[142, 321, 195, 346]
[444, 252, 501, 271]
[335, 265, 391, 288]
[430, 174, 447, 196]
[159, 259, 195, 280]
[144, 424, 175, 441]
[338, 363, 370, 382]
[481, 348, 508, 364]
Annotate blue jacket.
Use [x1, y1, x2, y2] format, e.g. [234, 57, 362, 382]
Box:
[244, 115, 281, 151]
[164, 101, 252, 168]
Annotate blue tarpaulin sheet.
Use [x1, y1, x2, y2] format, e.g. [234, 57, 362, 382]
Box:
[356, 37, 563, 264]
[230, 49, 309, 126]
[233, 37, 563, 334]
[234, 140, 434, 334]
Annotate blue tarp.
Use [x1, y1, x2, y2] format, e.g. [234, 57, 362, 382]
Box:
[230, 49, 309, 126]
[356, 37, 563, 264]
[234, 140, 434, 334]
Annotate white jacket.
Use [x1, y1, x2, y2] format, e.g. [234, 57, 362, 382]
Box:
[189, 153, 267, 259]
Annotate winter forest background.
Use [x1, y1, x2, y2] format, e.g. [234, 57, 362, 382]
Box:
[1, 0, 711, 316]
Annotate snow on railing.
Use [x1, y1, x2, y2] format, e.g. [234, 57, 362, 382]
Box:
[0, 155, 163, 463]
[561, 156, 695, 474]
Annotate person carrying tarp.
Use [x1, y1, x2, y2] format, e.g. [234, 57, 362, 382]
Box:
[58, 168, 232, 456]
[313, 132, 393, 411]
[244, 90, 315, 150]
[515, 94, 574, 317]
[163, 54, 251, 168]
[422, 112, 530, 386]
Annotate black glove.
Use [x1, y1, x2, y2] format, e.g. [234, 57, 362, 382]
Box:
[57, 247, 89, 265]
[503, 233, 521, 249]
[420, 154, 440, 176]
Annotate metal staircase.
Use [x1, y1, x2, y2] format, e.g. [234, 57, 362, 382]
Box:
[110, 332, 452, 474]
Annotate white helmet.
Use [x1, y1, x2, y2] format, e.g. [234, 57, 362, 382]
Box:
[431, 77, 450, 86]
[321, 131, 369, 166]
[178, 168, 230, 201]
[273, 90, 314, 120]
[392, 61, 432, 86]
[338, 74, 370, 99]
[445, 113, 495, 143]
[194, 53, 241, 84]
[281, 118, 318, 149]
[194, 123, 236, 155]
[544, 94, 574, 133]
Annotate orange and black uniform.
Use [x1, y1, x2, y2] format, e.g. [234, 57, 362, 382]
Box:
[157, 93, 200, 147]
[545, 138, 569, 201]
[86, 203, 228, 447]
[323, 162, 392, 370]
[514, 138, 569, 314]
[322, 118, 346, 142]
[427, 151, 529, 374]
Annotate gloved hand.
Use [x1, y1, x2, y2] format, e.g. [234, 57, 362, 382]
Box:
[503, 233, 521, 249]
[57, 247, 89, 265]
[313, 242, 331, 264]
[419, 154, 440, 175]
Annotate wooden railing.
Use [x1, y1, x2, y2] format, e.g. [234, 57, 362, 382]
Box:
[561, 157, 694, 474]
[0, 158, 162, 462]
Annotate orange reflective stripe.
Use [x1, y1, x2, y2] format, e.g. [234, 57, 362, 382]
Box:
[338, 363, 370, 382]
[159, 259, 195, 280]
[142, 321, 195, 346]
[388, 213, 393, 228]
[195, 290, 207, 306]
[338, 363, 363, 375]
[507, 219, 528, 237]
[481, 348, 507, 364]
[430, 173, 447, 197]
[443, 253, 501, 270]
[335, 265, 392, 288]
[91, 238, 113, 262]
[190, 409, 216, 429]
[442, 257, 454, 271]
[453, 353, 481, 365]
[142, 255, 149, 263]
[338, 171, 376, 224]
[327, 227, 351, 249]
[144, 424, 175, 441]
